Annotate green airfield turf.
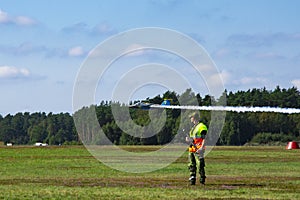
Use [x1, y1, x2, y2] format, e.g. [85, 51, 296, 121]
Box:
[0, 145, 299, 199]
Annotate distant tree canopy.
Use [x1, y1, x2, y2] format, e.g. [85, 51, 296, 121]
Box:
[0, 112, 78, 145]
[1, 86, 300, 145]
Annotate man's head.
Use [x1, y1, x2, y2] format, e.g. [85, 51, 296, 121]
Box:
[189, 112, 200, 123]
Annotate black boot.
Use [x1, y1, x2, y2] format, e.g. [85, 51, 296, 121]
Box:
[200, 176, 206, 185]
[189, 176, 196, 185]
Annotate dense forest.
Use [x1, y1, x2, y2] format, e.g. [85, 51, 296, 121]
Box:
[1, 86, 300, 146]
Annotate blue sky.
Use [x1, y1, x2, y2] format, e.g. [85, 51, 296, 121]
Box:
[1, 0, 300, 115]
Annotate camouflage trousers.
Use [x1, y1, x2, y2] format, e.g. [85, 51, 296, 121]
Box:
[188, 150, 205, 183]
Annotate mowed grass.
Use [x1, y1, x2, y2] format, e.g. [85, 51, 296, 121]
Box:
[0, 145, 299, 199]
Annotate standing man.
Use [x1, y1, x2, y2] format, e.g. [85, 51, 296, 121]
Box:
[186, 112, 207, 185]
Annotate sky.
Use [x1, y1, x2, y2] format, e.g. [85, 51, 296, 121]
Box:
[1, 0, 300, 115]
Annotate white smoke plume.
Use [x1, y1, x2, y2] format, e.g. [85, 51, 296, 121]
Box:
[150, 105, 300, 114]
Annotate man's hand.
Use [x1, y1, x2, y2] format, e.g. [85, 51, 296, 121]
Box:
[196, 146, 204, 153]
[185, 137, 192, 143]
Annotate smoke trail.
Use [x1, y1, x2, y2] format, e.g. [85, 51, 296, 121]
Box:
[150, 105, 300, 114]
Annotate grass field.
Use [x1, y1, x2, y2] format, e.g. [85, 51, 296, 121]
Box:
[0, 145, 299, 199]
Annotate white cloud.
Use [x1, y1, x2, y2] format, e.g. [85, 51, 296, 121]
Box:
[213, 48, 230, 58]
[219, 70, 231, 84]
[197, 64, 219, 73]
[94, 23, 112, 33]
[68, 46, 84, 57]
[62, 22, 117, 37]
[62, 22, 88, 33]
[207, 70, 231, 85]
[204, 70, 230, 97]
[0, 66, 30, 79]
[291, 79, 300, 88]
[88, 43, 150, 58]
[0, 9, 36, 26]
[92, 22, 116, 35]
[0, 9, 9, 23]
[233, 76, 268, 85]
[14, 16, 36, 26]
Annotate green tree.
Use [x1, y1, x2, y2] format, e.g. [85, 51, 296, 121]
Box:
[29, 122, 47, 143]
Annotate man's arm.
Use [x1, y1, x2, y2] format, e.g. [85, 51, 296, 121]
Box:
[196, 130, 207, 152]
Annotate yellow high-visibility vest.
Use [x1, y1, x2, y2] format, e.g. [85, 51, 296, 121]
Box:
[188, 123, 207, 152]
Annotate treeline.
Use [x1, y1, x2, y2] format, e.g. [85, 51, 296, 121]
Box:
[1, 86, 300, 145]
[73, 86, 300, 145]
[221, 86, 300, 145]
[0, 112, 78, 145]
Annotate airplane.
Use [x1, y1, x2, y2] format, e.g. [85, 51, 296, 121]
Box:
[129, 99, 172, 110]
[129, 102, 153, 110]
